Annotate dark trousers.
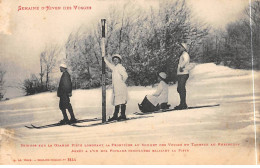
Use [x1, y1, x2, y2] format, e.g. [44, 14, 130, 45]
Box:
[177, 74, 189, 106]
[59, 94, 75, 120]
[113, 104, 126, 118]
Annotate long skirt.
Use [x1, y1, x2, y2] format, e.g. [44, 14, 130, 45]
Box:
[138, 96, 160, 113]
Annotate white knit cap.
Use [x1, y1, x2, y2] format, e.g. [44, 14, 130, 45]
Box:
[60, 64, 67, 69]
[159, 72, 167, 79]
[112, 54, 122, 61]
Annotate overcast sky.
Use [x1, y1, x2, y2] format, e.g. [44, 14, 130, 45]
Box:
[0, 0, 249, 98]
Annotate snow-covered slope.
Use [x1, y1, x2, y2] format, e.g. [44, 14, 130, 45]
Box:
[0, 63, 259, 164]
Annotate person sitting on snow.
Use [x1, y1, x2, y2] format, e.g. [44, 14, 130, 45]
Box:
[138, 72, 170, 112]
[104, 54, 128, 121]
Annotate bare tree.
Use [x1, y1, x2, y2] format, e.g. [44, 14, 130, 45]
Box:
[64, 0, 209, 87]
[65, 27, 103, 89]
[246, 1, 260, 69]
[41, 44, 61, 90]
[199, 1, 260, 69]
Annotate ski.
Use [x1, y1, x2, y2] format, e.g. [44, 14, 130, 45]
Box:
[25, 123, 60, 129]
[25, 125, 35, 129]
[25, 118, 101, 129]
[134, 104, 220, 115]
[24, 104, 220, 129]
[71, 116, 153, 128]
[30, 123, 63, 129]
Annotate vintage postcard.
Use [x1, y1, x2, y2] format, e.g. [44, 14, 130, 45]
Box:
[0, 0, 259, 165]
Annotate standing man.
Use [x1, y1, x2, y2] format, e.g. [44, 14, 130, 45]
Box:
[175, 43, 190, 110]
[57, 64, 77, 124]
[104, 54, 128, 121]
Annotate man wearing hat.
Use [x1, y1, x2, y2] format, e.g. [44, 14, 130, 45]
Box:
[57, 64, 77, 124]
[175, 43, 190, 110]
[138, 72, 170, 112]
[104, 54, 128, 121]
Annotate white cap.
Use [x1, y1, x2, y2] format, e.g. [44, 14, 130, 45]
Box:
[112, 54, 122, 61]
[159, 72, 167, 79]
[181, 43, 188, 50]
[60, 64, 67, 69]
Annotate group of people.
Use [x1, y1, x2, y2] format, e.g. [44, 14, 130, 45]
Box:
[57, 42, 191, 124]
[138, 42, 191, 113]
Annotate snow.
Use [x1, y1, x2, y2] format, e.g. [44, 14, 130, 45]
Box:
[0, 63, 259, 164]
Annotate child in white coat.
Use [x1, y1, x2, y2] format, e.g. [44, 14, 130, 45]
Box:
[104, 54, 128, 121]
[138, 72, 170, 112]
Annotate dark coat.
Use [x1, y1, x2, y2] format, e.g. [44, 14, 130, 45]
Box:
[57, 71, 72, 97]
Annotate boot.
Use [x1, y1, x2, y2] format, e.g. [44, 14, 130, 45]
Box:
[160, 103, 167, 110]
[180, 90, 187, 106]
[175, 90, 188, 110]
[60, 109, 69, 124]
[174, 104, 188, 110]
[160, 103, 170, 111]
[68, 104, 76, 121]
[59, 119, 69, 125]
[118, 104, 127, 120]
[108, 105, 119, 121]
[69, 118, 78, 124]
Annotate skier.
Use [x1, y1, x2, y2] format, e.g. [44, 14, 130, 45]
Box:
[104, 54, 128, 121]
[138, 72, 170, 112]
[174, 43, 190, 110]
[57, 64, 77, 124]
